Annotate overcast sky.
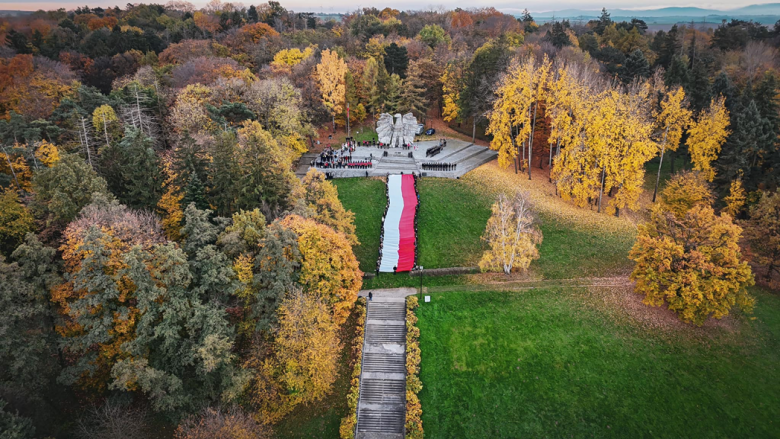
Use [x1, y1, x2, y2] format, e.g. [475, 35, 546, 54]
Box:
[0, 0, 761, 13]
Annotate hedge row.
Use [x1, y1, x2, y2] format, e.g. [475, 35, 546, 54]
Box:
[339, 297, 367, 439]
[405, 295, 423, 439]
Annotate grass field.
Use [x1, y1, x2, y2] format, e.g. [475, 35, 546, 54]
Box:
[333, 178, 386, 273]
[336, 170, 635, 280]
[416, 287, 780, 438]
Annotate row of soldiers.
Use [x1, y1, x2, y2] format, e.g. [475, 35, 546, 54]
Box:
[422, 163, 456, 171]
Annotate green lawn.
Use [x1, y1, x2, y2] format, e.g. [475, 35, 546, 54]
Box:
[417, 287, 780, 438]
[333, 178, 386, 273]
[336, 177, 634, 279]
[535, 213, 634, 278]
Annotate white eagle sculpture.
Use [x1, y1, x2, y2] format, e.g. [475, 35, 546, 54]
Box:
[377, 113, 417, 148]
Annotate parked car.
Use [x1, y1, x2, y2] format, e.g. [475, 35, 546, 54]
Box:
[415, 123, 425, 135]
[425, 128, 436, 136]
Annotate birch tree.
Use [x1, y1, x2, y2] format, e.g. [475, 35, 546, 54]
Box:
[479, 192, 542, 274]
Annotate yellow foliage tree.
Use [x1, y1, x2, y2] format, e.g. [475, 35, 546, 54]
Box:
[157, 161, 185, 241]
[550, 72, 657, 215]
[293, 168, 358, 245]
[92, 104, 119, 148]
[441, 62, 463, 122]
[651, 86, 692, 202]
[659, 171, 714, 219]
[34, 140, 60, 167]
[723, 178, 746, 218]
[0, 148, 32, 192]
[629, 203, 754, 325]
[271, 47, 315, 72]
[279, 214, 361, 326]
[247, 289, 340, 423]
[170, 84, 216, 134]
[687, 96, 730, 182]
[479, 192, 542, 274]
[0, 188, 35, 256]
[315, 49, 347, 130]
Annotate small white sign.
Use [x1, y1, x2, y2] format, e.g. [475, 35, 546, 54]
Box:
[424, 296, 431, 302]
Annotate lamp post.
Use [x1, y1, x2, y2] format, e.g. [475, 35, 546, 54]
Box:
[416, 265, 423, 300]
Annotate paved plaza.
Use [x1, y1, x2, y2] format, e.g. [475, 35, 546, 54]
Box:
[296, 139, 497, 179]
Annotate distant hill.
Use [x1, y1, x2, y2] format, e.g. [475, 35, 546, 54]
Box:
[518, 3, 780, 25]
[0, 10, 33, 17]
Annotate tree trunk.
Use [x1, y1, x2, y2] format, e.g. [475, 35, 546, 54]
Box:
[549, 138, 558, 182]
[102, 113, 110, 148]
[598, 166, 606, 213]
[528, 107, 534, 180]
[652, 129, 669, 203]
[2, 147, 20, 190]
[472, 117, 476, 143]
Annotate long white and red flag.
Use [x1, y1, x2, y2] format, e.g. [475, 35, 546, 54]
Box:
[378, 174, 417, 272]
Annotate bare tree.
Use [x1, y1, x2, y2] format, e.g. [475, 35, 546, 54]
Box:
[76, 401, 150, 439]
[175, 406, 272, 439]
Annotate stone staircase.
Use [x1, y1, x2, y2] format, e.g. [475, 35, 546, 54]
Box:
[295, 152, 319, 178]
[356, 297, 407, 439]
[421, 144, 498, 178]
[375, 155, 418, 174]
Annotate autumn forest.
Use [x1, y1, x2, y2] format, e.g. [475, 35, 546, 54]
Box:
[1, 2, 779, 438]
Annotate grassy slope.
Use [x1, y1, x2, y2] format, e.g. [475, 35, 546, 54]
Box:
[333, 178, 386, 273]
[336, 171, 635, 281]
[417, 287, 780, 438]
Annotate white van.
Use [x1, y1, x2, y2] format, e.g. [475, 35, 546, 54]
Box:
[415, 123, 425, 135]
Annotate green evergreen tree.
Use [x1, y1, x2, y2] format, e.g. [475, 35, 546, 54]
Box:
[183, 168, 209, 211]
[664, 56, 690, 88]
[656, 24, 682, 68]
[384, 74, 403, 114]
[119, 128, 162, 210]
[32, 154, 112, 226]
[384, 43, 409, 78]
[545, 21, 572, 49]
[687, 61, 711, 112]
[208, 131, 241, 217]
[248, 5, 258, 22]
[753, 73, 780, 135]
[251, 223, 300, 332]
[0, 235, 61, 402]
[712, 71, 738, 111]
[716, 100, 775, 192]
[0, 400, 34, 439]
[595, 8, 612, 35]
[620, 49, 651, 83]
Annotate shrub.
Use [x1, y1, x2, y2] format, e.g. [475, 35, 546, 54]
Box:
[339, 298, 367, 439]
[405, 296, 423, 439]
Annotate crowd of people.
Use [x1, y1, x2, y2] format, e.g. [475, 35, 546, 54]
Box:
[312, 144, 373, 169]
[422, 163, 456, 171]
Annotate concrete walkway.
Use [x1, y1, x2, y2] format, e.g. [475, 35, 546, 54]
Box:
[355, 288, 417, 439]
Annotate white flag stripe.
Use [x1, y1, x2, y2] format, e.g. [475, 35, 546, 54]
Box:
[378, 175, 404, 272]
